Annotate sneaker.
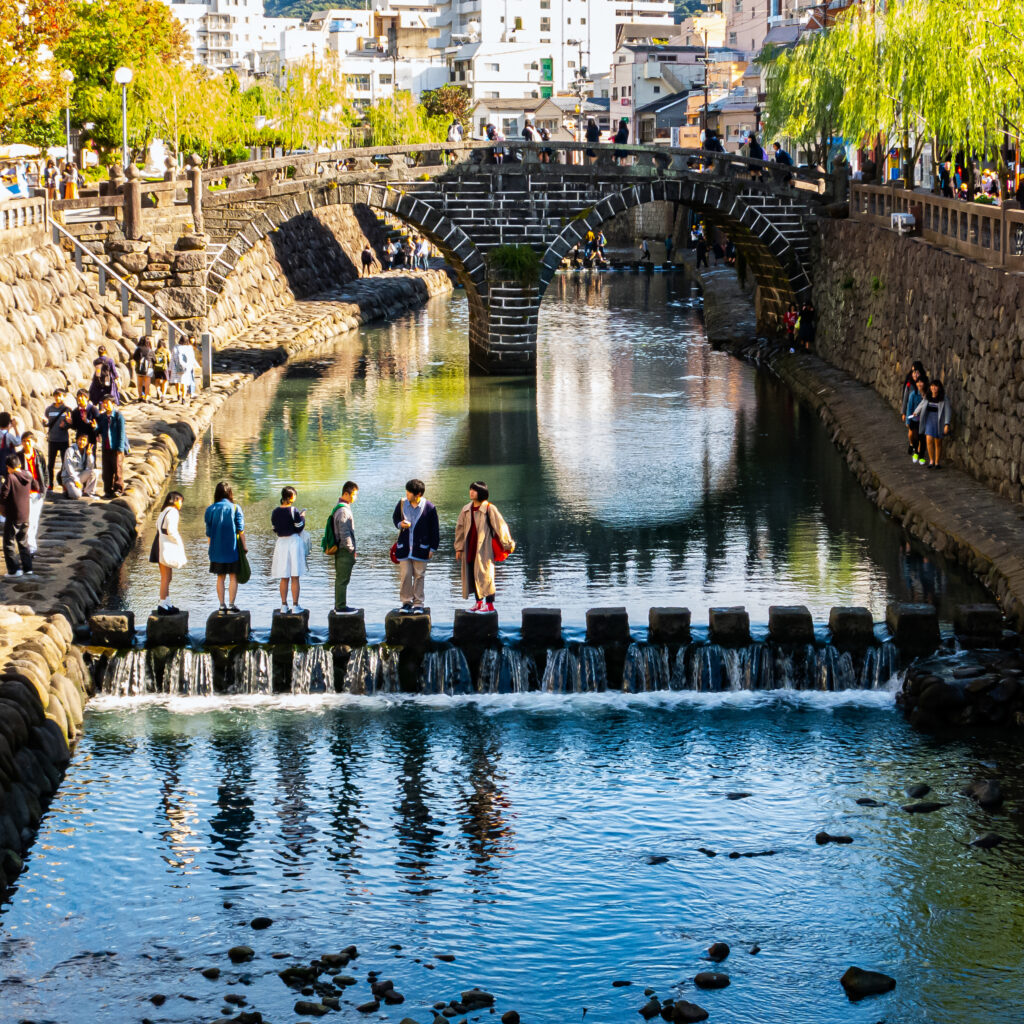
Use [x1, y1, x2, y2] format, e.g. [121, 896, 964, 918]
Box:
[13, 570, 23, 577]
[911, 454, 919, 463]
[219, 603, 228, 613]
[292, 604, 304, 614]
[401, 602, 413, 612]
[158, 604, 179, 615]
[280, 604, 289, 614]
[484, 602, 495, 613]
[22, 570, 33, 576]
[412, 606, 425, 614]
[470, 600, 484, 612]
[228, 604, 241, 613]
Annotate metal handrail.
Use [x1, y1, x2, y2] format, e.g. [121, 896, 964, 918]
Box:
[49, 217, 182, 345]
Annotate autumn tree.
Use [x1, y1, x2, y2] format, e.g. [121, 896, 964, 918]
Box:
[0, 0, 73, 140]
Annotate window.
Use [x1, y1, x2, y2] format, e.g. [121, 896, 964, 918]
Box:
[540, 0, 550, 6]
[540, 16, 550, 29]
[486, 62, 500, 71]
[729, 31, 737, 43]
[612, 86, 618, 98]
[580, 16, 586, 23]
[568, 60, 575, 68]
[379, 74, 392, 84]
[514, 15, 522, 28]
[653, 85, 660, 93]
[734, 0, 742, 9]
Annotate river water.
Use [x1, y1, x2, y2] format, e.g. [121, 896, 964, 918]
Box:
[2, 273, 1018, 1024]
[107, 272, 987, 634]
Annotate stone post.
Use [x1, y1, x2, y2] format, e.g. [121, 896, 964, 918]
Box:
[102, 163, 125, 221]
[201, 332, 212, 388]
[122, 164, 143, 241]
[187, 154, 204, 235]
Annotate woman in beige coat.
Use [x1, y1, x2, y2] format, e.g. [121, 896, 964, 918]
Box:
[453, 481, 514, 612]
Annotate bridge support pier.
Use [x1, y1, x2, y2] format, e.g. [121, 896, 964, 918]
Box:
[469, 280, 540, 376]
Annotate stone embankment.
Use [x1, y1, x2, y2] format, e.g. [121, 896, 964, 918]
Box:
[692, 260, 1024, 632]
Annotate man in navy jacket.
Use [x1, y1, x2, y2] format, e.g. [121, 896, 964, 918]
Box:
[96, 396, 129, 498]
[392, 478, 440, 613]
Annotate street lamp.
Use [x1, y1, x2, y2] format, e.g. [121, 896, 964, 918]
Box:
[114, 66, 133, 167]
[60, 70, 74, 167]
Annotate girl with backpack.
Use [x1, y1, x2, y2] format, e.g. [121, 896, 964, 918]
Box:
[152, 338, 170, 401]
[132, 336, 155, 402]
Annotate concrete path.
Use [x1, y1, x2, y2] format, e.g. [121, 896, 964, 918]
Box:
[0, 270, 452, 626]
[693, 258, 1024, 628]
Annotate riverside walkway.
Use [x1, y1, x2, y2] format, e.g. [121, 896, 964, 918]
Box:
[694, 261, 1024, 628]
[0, 269, 451, 623]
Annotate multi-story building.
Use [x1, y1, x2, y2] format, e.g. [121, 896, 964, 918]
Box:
[610, 41, 744, 140]
[170, 0, 270, 71]
[432, 0, 676, 100]
[706, 0, 824, 60]
[370, 0, 447, 60]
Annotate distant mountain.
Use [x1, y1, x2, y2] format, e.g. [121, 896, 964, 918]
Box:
[264, 0, 367, 19]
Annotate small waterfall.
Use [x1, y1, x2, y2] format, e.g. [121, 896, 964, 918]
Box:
[861, 643, 899, 689]
[102, 650, 155, 695]
[738, 643, 773, 690]
[421, 647, 473, 696]
[622, 643, 670, 692]
[540, 648, 581, 693]
[476, 647, 531, 694]
[682, 644, 726, 692]
[679, 643, 774, 691]
[291, 646, 335, 694]
[165, 650, 214, 696]
[772, 644, 817, 690]
[541, 646, 608, 693]
[815, 646, 857, 691]
[231, 648, 272, 695]
[341, 645, 400, 695]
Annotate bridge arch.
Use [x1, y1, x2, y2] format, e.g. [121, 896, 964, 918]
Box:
[538, 178, 812, 323]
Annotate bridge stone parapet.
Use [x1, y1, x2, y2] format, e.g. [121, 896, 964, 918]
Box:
[198, 143, 835, 374]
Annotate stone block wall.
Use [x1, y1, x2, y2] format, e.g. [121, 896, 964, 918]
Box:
[0, 245, 136, 434]
[207, 203, 386, 346]
[811, 218, 1024, 504]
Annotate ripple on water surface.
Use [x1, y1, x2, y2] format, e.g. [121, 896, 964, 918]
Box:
[1, 693, 1023, 1024]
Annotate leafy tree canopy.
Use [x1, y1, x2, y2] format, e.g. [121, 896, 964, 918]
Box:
[420, 84, 471, 126]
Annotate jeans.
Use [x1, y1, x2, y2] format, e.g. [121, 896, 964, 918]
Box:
[2, 518, 32, 574]
[334, 548, 355, 610]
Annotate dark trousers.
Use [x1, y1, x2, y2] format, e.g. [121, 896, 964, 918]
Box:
[334, 549, 355, 610]
[102, 448, 125, 496]
[47, 441, 67, 487]
[3, 518, 32, 574]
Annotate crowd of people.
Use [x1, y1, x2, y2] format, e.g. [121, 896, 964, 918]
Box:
[151, 478, 515, 619]
[901, 362, 952, 469]
[360, 236, 434, 276]
[0, 335, 202, 577]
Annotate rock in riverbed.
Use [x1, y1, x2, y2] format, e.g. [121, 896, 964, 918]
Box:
[970, 832, 1004, 849]
[227, 946, 254, 963]
[671, 1001, 709, 1022]
[250, 916, 272, 930]
[963, 779, 1003, 808]
[693, 972, 730, 989]
[906, 783, 931, 798]
[815, 831, 853, 844]
[901, 801, 948, 814]
[840, 966, 896, 1000]
[707, 942, 730, 961]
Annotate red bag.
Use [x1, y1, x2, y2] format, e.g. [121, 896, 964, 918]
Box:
[491, 536, 510, 563]
[389, 542, 399, 564]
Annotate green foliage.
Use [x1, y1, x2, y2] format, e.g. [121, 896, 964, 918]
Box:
[871, 275, 883, 292]
[363, 91, 448, 147]
[264, 0, 364, 16]
[841, 274, 855, 290]
[763, 0, 1024, 191]
[673, 0, 706, 21]
[420, 84, 471, 127]
[487, 244, 542, 287]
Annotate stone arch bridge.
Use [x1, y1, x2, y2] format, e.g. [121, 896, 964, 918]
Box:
[199, 142, 841, 374]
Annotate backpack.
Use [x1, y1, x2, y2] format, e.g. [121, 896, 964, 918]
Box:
[154, 347, 169, 370]
[0, 430, 17, 469]
[172, 345, 189, 374]
[321, 502, 344, 554]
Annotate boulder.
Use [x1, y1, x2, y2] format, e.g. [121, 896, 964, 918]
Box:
[840, 966, 896, 1000]
[953, 604, 1003, 646]
[88, 611, 136, 649]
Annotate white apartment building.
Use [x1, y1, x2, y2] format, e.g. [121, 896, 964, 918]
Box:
[170, 0, 270, 71]
[433, 0, 676, 99]
[610, 42, 744, 140]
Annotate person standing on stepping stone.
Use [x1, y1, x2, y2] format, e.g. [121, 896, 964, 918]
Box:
[327, 481, 358, 612]
[271, 486, 307, 614]
[393, 478, 440, 614]
[205, 480, 246, 613]
[454, 481, 514, 613]
[151, 491, 186, 614]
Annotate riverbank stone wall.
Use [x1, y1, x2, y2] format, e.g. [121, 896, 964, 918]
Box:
[811, 217, 1024, 506]
[207, 204, 387, 346]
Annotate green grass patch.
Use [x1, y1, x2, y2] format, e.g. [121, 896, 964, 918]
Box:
[486, 244, 542, 287]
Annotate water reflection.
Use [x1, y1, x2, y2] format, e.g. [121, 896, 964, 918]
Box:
[110, 275, 991, 626]
[207, 723, 257, 875]
[324, 713, 369, 881]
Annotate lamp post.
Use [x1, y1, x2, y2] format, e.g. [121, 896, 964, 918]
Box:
[61, 69, 74, 167]
[114, 66, 133, 167]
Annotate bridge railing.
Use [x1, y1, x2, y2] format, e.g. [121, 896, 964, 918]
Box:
[199, 141, 836, 204]
[851, 182, 1024, 269]
[0, 195, 49, 256]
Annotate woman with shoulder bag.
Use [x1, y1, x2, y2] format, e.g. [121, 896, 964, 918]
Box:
[453, 480, 514, 613]
[271, 485, 307, 613]
[151, 491, 186, 614]
[204, 480, 246, 613]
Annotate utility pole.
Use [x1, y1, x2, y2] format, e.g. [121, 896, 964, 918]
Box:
[701, 30, 709, 144]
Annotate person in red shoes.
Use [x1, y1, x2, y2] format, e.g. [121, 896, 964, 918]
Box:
[453, 481, 514, 613]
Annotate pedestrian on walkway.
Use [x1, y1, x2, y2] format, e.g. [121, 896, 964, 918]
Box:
[639, 238, 652, 263]
[1, 455, 33, 576]
[132, 336, 155, 402]
[454, 481, 514, 613]
[0, 412, 20, 479]
[152, 338, 170, 401]
[695, 233, 709, 268]
[783, 302, 798, 343]
[585, 117, 601, 163]
[665, 235, 674, 265]
[205, 481, 246, 613]
[151, 491, 186, 614]
[796, 301, 817, 349]
[272, 485, 307, 613]
[393, 478, 440, 614]
[360, 244, 376, 277]
[914, 380, 952, 469]
[324, 481, 358, 612]
[904, 376, 929, 464]
[61, 432, 98, 499]
[95, 345, 121, 404]
[171, 338, 198, 404]
[96, 396, 129, 498]
[17, 432, 47, 553]
[88, 358, 115, 407]
[44, 387, 72, 488]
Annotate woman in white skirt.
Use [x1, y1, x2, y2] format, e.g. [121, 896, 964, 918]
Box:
[271, 486, 307, 613]
[150, 491, 187, 614]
